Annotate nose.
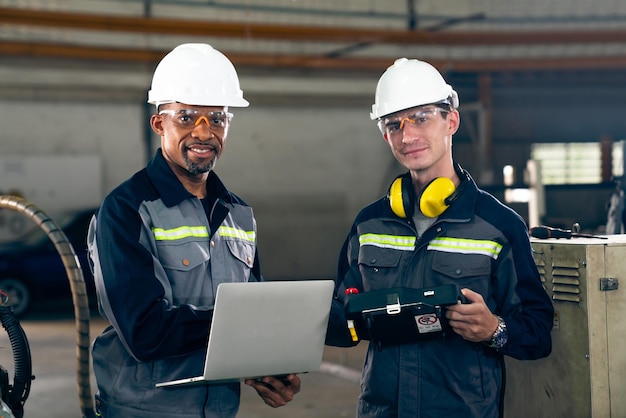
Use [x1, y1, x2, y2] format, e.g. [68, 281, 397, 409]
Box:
[400, 124, 419, 144]
[191, 119, 216, 142]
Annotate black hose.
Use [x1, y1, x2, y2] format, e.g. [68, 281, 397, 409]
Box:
[0, 195, 96, 418]
[0, 305, 32, 418]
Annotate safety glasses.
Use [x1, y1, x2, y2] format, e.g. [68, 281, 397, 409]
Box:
[378, 106, 449, 138]
[159, 109, 233, 131]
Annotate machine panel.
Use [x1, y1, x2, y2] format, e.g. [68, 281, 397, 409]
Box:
[504, 236, 626, 418]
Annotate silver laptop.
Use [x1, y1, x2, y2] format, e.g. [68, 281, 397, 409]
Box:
[156, 279, 334, 387]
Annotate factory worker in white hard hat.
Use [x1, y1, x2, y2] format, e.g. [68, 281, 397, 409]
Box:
[87, 43, 300, 418]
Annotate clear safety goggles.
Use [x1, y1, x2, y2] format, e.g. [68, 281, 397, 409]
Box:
[378, 106, 449, 138]
[159, 109, 233, 131]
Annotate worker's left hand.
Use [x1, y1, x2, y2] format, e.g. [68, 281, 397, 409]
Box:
[445, 288, 500, 343]
[245, 374, 301, 408]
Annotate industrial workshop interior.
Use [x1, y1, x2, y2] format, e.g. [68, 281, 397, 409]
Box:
[0, 0, 625, 417]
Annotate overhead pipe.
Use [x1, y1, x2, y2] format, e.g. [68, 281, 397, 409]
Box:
[3, 41, 626, 72]
[52, 0, 626, 27]
[2, 7, 626, 45]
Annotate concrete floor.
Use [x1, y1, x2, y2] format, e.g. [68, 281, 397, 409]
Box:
[0, 303, 366, 418]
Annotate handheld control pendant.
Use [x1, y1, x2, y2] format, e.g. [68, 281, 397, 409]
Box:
[342, 284, 464, 350]
[345, 288, 360, 342]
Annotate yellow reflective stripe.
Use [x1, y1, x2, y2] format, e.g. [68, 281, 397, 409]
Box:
[152, 226, 209, 241]
[359, 233, 416, 251]
[427, 237, 503, 259]
[218, 226, 256, 242]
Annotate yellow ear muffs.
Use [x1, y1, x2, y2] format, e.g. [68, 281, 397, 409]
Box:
[388, 172, 466, 219]
[419, 177, 456, 218]
[388, 176, 414, 219]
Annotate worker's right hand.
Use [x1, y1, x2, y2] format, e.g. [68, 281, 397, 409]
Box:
[445, 288, 499, 343]
[244, 374, 301, 408]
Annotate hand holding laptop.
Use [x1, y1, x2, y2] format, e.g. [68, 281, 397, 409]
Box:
[245, 374, 302, 408]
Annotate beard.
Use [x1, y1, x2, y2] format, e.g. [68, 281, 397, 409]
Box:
[183, 150, 217, 175]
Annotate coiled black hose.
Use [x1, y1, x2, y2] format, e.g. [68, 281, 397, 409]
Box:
[0, 195, 95, 418]
[0, 304, 32, 418]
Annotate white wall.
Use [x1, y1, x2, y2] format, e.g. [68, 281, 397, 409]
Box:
[0, 100, 145, 197]
[218, 105, 396, 278]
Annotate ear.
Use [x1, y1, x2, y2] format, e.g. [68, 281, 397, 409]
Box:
[383, 133, 389, 142]
[150, 114, 165, 136]
[447, 109, 460, 135]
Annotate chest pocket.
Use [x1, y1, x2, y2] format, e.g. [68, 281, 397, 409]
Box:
[358, 233, 415, 266]
[428, 236, 500, 283]
[431, 251, 491, 279]
[158, 241, 210, 271]
[358, 245, 402, 269]
[357, 233, 415, 290]
[154, 226, 211, 271]
[224, 238, 255, 268]
[427, 237, 502, 292]
[219, 226, 256, 269]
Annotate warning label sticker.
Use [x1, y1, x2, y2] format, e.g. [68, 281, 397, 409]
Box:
[414, 313, 443, 333]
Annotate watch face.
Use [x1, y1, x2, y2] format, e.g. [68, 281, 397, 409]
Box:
[493, 331, 506, 347]
[491, 317, 507, 348]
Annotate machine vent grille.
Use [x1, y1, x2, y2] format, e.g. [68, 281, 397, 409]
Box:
[550, 260, 581, 302]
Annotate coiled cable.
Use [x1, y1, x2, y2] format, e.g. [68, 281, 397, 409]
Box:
[0, 299, 31, 418]
[0, 195, 95, 418]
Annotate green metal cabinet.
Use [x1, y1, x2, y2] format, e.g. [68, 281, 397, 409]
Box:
[504, 236, 626, 418]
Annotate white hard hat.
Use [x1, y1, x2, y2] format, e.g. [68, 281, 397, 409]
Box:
[148, 43, 249, 107]
[370, 58, 458, 120]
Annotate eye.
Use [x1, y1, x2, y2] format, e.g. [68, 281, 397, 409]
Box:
[385, 121, 401, 132]
[210, 115, 225, 126]
[176, 110, 195, 125]
[411, 112, 429, 124]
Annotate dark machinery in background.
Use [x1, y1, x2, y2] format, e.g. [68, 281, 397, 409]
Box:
[0, 295, 31, 418]
[0, 195, 95, 418]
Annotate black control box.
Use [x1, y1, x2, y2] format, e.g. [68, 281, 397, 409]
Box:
[344, 284, 464, 350]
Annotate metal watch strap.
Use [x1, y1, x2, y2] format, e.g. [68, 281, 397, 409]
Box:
[487, 315, 507, 349]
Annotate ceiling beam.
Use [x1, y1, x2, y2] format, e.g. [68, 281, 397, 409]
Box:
[2, 7, 626, 45]
[3, 41, 626, 73]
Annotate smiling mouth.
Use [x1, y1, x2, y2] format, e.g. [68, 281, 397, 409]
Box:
[188, 145, 217, 157]
[403, 147, 427, 156]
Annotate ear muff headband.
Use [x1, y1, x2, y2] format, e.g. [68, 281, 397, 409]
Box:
[419, 177, 456, 218]
[388, 176, 414, 219]
[388, 170, 468, 219]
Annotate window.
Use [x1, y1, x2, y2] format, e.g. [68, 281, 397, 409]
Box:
[530, 141, 623, 185]
[612, 141, 624, 179]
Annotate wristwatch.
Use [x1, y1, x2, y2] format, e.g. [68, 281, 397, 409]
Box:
[486, 316, 508, 349]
